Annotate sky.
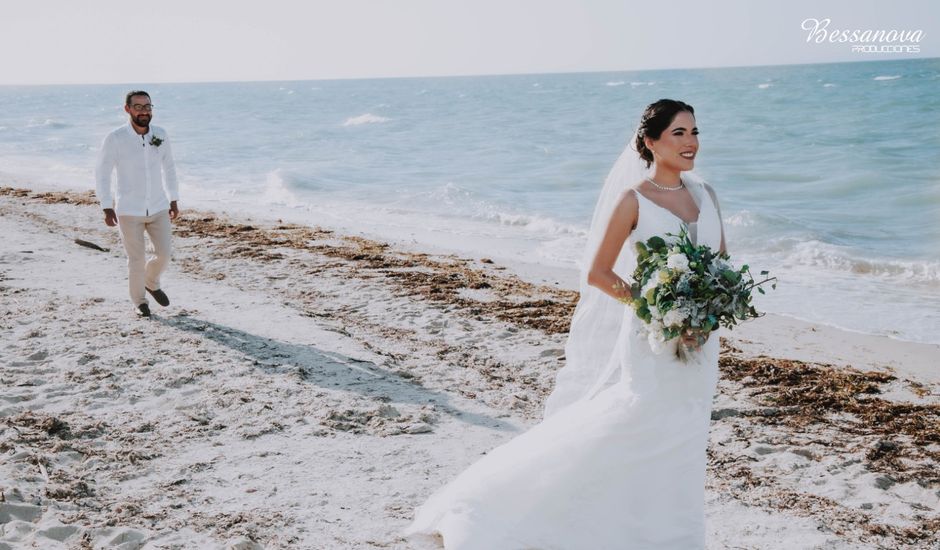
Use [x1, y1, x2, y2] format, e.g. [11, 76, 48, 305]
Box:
[0, 0, 937, 85]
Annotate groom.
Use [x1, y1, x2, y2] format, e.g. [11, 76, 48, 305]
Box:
[95, 90, 180, 318]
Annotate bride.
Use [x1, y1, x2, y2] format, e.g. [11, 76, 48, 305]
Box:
[405, 99, 727, 550]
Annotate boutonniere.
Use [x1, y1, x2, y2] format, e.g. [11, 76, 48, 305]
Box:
[149, 135, 164, 147]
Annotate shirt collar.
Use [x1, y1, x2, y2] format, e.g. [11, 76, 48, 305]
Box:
[126, 122, 151, 138]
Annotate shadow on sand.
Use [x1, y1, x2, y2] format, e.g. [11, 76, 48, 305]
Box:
[159, 313, 518, 432]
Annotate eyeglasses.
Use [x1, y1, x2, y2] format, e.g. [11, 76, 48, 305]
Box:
[130, 104, 154, 112]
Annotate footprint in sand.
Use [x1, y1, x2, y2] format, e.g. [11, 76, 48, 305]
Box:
[26, 350, 48, 361]
[89, 527, 150, 549]
[36, 523, 80, 542]
[0, 502, 43, 523]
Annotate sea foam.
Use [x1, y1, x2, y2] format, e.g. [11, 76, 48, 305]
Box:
[780, 240, 939, 285]
[343, 113, 390, 126]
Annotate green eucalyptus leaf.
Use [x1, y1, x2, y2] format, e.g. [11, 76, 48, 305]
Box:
[647, 236, 666, 250]
[721, 270, 741, 284]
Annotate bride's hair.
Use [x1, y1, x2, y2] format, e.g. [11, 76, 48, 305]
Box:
[634, 99, 695, 168]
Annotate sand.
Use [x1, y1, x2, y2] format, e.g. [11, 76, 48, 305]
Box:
[0, 187, 937, 549]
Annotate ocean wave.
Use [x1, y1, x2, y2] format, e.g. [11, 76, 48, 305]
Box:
[262, 169, 303, 207]
[415, 183, 588, 237]
[778, 240, 939, 285]
[724, 210, 757, 227]
[757, 83, 772, 89]
[823, 83, 837, 88]
[422, 181, 472, 207]
[27, 119, 69, 129]
[630, 81, 655, 87]
[723, 209, 806, 231]
[605, 81, 626, 87]
[343, 113, 390, 126]
[488, 211, 588, 236]
[873, 75, 901, 81]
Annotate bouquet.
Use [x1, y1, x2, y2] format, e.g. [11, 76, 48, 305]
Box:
[615, 228, 776, 359]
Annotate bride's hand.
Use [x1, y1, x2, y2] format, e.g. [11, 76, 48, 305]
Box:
[680, 328, 709, 350]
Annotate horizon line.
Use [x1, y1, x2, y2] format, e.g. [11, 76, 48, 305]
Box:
[0, 56, 935, 88]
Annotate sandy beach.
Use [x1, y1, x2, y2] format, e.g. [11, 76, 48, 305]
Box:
[1, 186, 938, 549]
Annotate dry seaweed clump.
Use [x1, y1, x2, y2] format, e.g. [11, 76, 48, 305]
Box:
[0, 186, 99, 205]
[4, 411, 75, 443]
[718, 346, 940, 485]
[0, 187, 32, 199]
[34, 190, 99, 206]
[175, 212, 579, 334]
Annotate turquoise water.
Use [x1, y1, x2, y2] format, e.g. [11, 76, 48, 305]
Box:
[1, 58, 938, 342]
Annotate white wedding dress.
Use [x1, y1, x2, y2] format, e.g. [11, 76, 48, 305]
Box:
[405, 175, 723, 550]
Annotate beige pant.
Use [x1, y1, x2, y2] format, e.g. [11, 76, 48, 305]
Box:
[117, 210, 172, 306]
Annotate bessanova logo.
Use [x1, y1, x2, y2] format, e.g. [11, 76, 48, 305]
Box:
[801, 18, 924, 53]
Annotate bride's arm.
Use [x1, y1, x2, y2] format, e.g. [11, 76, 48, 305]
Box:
[587, 189, 639, 301]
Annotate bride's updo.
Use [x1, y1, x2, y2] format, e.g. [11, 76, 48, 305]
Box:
[635, 99, 695, 168]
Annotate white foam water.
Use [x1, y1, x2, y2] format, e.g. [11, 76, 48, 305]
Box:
[342, 113, 390, 126]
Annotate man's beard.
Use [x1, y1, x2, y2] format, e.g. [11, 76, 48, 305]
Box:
[134, 114, 151, 127]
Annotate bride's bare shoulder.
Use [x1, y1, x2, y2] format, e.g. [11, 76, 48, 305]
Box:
[616, 186, 641, 206]
[611, 185, 643, 225]
[616, 182, 646, 206]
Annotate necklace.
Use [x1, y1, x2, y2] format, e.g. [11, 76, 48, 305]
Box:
[645, 176, 684, 191]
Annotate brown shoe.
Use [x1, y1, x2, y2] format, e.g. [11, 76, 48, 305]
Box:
[146, 287, 170, 307]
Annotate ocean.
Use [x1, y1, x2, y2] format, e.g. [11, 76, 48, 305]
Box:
[1, 57, 938, 343]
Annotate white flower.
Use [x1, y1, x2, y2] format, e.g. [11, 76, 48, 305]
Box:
[643, 319, 669, 354]
[662, 308, 687, 328]
[648, 305, 662, 320]
[666, 253, 690, 272]
[648, 331, 668, 354]
[641, 275, 659, 301]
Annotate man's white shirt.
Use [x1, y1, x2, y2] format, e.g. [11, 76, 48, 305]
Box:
[95, 123, 180, 216]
